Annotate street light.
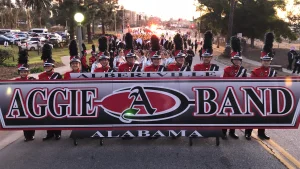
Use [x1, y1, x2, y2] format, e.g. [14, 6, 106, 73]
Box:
[74, 12, 84, 56]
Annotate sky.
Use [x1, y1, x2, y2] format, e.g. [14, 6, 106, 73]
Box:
[118, 0, 200, 21]
[277, 0, 300, 21]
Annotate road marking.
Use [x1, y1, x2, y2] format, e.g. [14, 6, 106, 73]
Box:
[267, 139, 300, 168]
[251, 130, 300, 169]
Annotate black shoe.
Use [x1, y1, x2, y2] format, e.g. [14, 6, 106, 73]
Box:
[24, 137, 34, 142]
[27, 136, 35, 141]
[43, 135, 54, 141]
[258, 133, 270, 140]
[229, 132, 239, 139]
[55, 135, 61, 140]
[245, 134, 251, 140]
[221, 134, 228, 140]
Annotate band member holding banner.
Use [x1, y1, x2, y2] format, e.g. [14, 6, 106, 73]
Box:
[144, 53, 167, 72]
[193, 31, 219, 71]
[167, 52, 191, 71]
[222, 36, 247, 140]
[118, 52, 141, 72]
[38, 59, 63, 141]
[245, 32, 276, 140]
[64, 57, 81, 80]
[94, 52, 116, 72]
[16, 51, 35, 141]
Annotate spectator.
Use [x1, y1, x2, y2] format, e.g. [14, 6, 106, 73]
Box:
[293, 53, 300, 74]
[288, 47, 298, 70]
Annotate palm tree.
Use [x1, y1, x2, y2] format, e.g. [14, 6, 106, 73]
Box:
[23, 0, 52, 28]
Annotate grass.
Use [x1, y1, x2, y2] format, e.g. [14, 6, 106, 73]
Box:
[3, 39, 99, 66]
[3, 47, 69, 65]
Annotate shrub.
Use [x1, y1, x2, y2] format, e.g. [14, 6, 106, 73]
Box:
[0, 46, 15, 65]
[30, 66, 44, 73]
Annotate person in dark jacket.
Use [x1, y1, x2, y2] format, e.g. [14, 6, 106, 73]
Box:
[293, 53, 300, 74]
[186, 47, 195, 67]
[288, 47, 298, 70]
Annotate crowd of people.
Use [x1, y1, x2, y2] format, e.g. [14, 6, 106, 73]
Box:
[16, 30, 277, 142]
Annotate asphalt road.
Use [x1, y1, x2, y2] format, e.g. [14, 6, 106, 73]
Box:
[0, 130, 287, 169]
[0, 29, 299, 169]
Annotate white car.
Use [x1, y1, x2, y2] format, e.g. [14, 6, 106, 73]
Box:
[20, 41, 53, 51]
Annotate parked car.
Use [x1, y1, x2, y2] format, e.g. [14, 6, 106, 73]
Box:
[0, 35, 13, 45]
[20, 41, 53, 51]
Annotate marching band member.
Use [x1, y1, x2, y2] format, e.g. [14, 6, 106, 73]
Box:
[167, 52, 191, 71]
[94, 52, 116, 72]
[38, 58, 63, 141]
[124, 33, 134, 56]
[144, 53, 167, 72]
[41, 43, 52, 62]
[193, 31, 219, 71]
[69, 40, 78, 60]
[173, 33, 183, 56]
[113, 49, 126, 71]
[16, 50, 35, 142]
[245, 32, 276, 140]
[118, 52, 141, 72]
[222, 36, 247, 140]
[150, 35, 161, 57]
[64, 57, 81, 80]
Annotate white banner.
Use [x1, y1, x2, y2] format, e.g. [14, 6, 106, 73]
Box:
[70, 71, 223, 79]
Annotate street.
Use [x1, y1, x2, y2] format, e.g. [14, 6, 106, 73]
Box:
[0, 48, 299, 169]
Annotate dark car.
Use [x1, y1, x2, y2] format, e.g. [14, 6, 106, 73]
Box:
[0, 36, 13, 45]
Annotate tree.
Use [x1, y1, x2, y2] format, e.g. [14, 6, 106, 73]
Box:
[94, 0, 119, 35]
[234, 0, 296, 47]
[24, 0, 52, 28]
[198, 0, 296, 48]
[51, 0, 77, 39]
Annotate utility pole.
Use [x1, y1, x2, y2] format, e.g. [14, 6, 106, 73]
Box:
[223, 0, 237, 57]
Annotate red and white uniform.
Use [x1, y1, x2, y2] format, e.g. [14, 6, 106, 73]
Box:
[251, 66, 277, 77]
[38, 71, 62, 80]
[63, 70, 80, 80]
[144, 65, 167, 72]
[193, 63, 219, 71]
[89, 56, 96, 66]
[113, 56, 126, 69]
[223, 65, 247, 77]
[15, 76, 34, 81]
[94, 66, 115, 72]
[118, 63, 141, 72]
[167, 63, 190, 71]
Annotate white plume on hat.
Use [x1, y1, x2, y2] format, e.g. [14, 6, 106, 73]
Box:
[290, 46, 295, 51]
